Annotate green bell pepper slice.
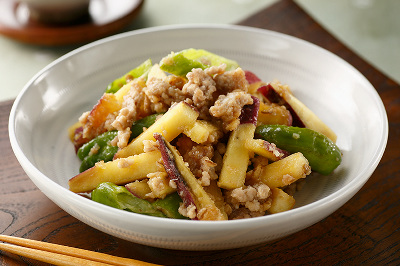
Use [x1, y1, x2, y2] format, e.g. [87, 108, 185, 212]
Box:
[152, 192, 188, 219]
[77, 130, 118, 172]
[106, 59, 153, 93]
[91, 182, 167, 218]
[159, 48, 239, 76]
[129, 113, 161, 142]
[255, 125, 342, 175]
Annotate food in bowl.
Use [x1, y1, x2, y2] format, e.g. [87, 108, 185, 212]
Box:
[67, 48, 342, 221]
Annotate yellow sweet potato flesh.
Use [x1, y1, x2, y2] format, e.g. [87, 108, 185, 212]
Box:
[248, 81, 264, 94]
[69, 151, 163, 193]
[114, 79, 135, 102]
[267, 187, 295, 214]
[218, 123, 256, 190]
[257, 102, 292, 126]
[85, 93, 121, 134]
[125, 180, 152, 200]
[183, 120, 220, 144]
[245, 139, 283, 162]
[68, 121, 82, 142]
[203, 180, 228, 218]
[146, 64, 167, 83]
[259, 152, 311, 188]
[114, 101, 199, 158]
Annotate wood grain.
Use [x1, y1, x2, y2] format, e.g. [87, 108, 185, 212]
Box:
[1, 0, 399, 265]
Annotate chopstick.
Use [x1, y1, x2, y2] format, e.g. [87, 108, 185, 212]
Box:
[0, 235, 159, 266]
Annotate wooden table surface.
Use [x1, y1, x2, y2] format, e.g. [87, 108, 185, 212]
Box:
[1, 0, 399, 265]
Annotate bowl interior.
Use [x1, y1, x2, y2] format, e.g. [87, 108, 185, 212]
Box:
[9, 25, 388, 249]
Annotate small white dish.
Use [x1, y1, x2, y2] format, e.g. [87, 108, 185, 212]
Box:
[9, 24, 388, 250]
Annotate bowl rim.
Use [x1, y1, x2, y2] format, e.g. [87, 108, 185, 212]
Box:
[8, 24, 389, 230]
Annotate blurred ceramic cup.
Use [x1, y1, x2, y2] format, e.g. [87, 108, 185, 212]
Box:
[19, 0, 91, 25]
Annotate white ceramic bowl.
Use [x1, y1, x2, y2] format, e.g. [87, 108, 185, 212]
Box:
[9, 25, 388, 250]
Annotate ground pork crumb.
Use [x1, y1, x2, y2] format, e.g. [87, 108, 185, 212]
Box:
[204, 64, 226, 77]
[112, 107, 132, 131]
[213, 67, 249, 93]
[95, 161, 106, 169]
[304, 163, 312, 175]
[108, 80, 153, 147]
[246, 156, 269, 183]
[110, 135, 118, 146]
[79, 111, 90, 125]
[265, 142, 286, 159]
[197, 207, 219, 220]
[169, 179, 177, 189]
[104, 113, 117, 132]
[230, 186, 257, 203]
[79, 110, 98, 140]
[143, 140, 159, 152]
[182, 68, 218, 119]
[256, 183, 271, 199]
[245, 200, 262, 212]
[199, 157, 218, 186]
[117, 127, 131, 149]
[89, 143, 100, 156]
[282, 174, 296, 186]
[146, 172, 172, 198]
[145, 76, 187, 113]
[175, 136, 218, 185]
[207, 128, 223, 144]
[117, 157, 135, 168]
[179, 203, 197, 219]
[225, 183, 272, 219]
[209, 91, 253, 131]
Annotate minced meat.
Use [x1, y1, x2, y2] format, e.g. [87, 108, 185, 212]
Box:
[209, 91, 253, 131]
[225, 182, 272, 219]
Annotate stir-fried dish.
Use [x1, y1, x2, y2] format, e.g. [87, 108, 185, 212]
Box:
[68, 49, 342, 220]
